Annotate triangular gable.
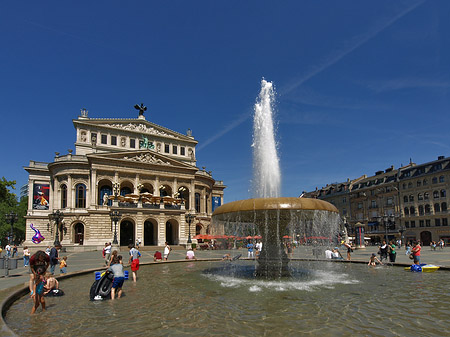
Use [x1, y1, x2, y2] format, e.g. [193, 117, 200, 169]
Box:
[87, 150, 196, 169]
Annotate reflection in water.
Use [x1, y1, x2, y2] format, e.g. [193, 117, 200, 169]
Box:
[5, 261, 450, 336]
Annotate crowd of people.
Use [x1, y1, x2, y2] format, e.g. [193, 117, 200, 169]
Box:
[8, 234, 446, 314]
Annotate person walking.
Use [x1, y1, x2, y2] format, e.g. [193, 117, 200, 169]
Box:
[128, 244, 141, 282]
[411, 241, 421, 265]
[388, 240, 396, 263]
[104, 242, 112, 266]
[378, 241, 388, 262]
[343, 242, 352, 261]
[247, 240, 255, 258]
[164, 242, 171, 261]
[108, 255, 125, 300]
[49, 244, 61, 275]
[23, 246, 31, 267]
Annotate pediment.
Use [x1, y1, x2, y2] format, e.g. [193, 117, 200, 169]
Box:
[88, 150, 195, 169]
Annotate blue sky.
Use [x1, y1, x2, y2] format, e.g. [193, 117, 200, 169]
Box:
[1, 1, 450, 202]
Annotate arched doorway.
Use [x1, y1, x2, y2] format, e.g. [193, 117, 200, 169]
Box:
[420, 231, 432, 246]
[144, 219, 158, 246]
[74, 223, 84, 245]
[195, 223, 203, 235]
[120, 220, 135, 246]
[165, 220, 178, 245]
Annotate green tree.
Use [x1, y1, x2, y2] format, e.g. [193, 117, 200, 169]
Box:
[0, 178, 27, 246]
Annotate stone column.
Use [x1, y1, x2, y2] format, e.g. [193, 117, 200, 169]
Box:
[91, 169, 97, 207]
[68, 175, 73, 209]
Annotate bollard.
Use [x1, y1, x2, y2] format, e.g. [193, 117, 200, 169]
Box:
[124, 270, 129, 280]
[95, 271, 101, 280]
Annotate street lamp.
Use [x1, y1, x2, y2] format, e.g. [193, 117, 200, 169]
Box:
[48, 210, 65, 246]
[185, 210, 195, 244]
[110, 210, 121, 245]
[5, 212, 18, 245]
[398, 225, 406, 249]
[378, 214, 395, 243]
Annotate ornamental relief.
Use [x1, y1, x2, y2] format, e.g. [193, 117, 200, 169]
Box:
[106, 123, 179, 139]
[123, 153, 172, 166]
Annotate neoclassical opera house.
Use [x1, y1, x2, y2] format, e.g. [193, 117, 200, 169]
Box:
[24, 106, 225, 250]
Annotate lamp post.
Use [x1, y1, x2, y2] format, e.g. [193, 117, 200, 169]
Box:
[110, 210, 121, 246]
[398, 225, 406, 249]
[5, 212, 18, 245]
[378, 214, 394, 243]
[4, 212, 18, 277]
[48, 210, 64, 246]
[185, 210, 195, 246]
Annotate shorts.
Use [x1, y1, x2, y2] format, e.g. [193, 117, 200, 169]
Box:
[60, 267, 67, 274]
[131, 259, 140, 272]
[112, 277, 125, 289]
[413, 255, 420, 263]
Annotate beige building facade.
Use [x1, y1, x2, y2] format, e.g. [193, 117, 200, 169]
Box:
[24, 107, 225, 250]
[306, 156, 450, 246]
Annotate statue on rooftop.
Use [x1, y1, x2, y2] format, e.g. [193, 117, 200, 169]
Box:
[134, 103, 147, 117]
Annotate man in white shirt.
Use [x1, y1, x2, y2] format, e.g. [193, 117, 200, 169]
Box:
[104, 242, 112, 266]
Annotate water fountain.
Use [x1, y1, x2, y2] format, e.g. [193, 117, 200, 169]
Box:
[212, 79, 340, 278]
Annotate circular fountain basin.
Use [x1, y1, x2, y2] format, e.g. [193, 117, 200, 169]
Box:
[212, 197, 338, 221]
[5, 260, 449, 336]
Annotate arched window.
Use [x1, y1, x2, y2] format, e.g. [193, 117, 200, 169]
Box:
[434, 203, 441, 213]
[403, 196, 408, 203]
[418, 193, 423, 201]
[417, 181, 422, 187]
[404, 207, 409, 216]
[442, 202, 448, 212]
[441, 189, 446, 198]
[423, 179, 428, 186]
[409, 195, 414, 202]
[408, 182, 413, 189]
[195, 193, 201, 213]
[418, 205, 424, 216]
[439, 176, 445, 183]
[433, 190, 439, 199]
[410, 206, 415, 215]
[424, 192, 429, 200]
[99, 185, 112, 206]
[425, 204, 431, 214]
[75, 183, 86, 208]
[120, 186, 132, 196]
[61, 184, 67, 208]
[432, 177, 438, 184]
[402, 183, 406, 190]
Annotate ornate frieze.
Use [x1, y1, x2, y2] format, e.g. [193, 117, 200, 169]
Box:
[107, 123, 179, 139]
[123, 153, 171, 166]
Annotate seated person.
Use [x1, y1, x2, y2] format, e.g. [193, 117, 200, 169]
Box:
[222, 253, 232, 261]
[153, 251, 162, 262]
[185, 248, 197, 260]
[43, 272, 59, 295]
[331, 248, 343, 260]
[368, 253, 383, 266]
[324, 249, 333, 259]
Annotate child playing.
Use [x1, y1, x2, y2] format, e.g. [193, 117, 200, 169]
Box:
[368, 253, 383, 266]
[29, 250, 50, 314]
[108, 255, 125, 300]
[43, 272, 59, 295]
[60, 256, 68, 274]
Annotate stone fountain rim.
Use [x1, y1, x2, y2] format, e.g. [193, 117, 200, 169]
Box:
[212, 197, 339, 216]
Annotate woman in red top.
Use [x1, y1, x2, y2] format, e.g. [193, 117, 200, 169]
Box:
[412, 241, 421, 264]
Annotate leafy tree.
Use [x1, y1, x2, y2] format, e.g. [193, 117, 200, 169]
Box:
[0, 178, 27, 247]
